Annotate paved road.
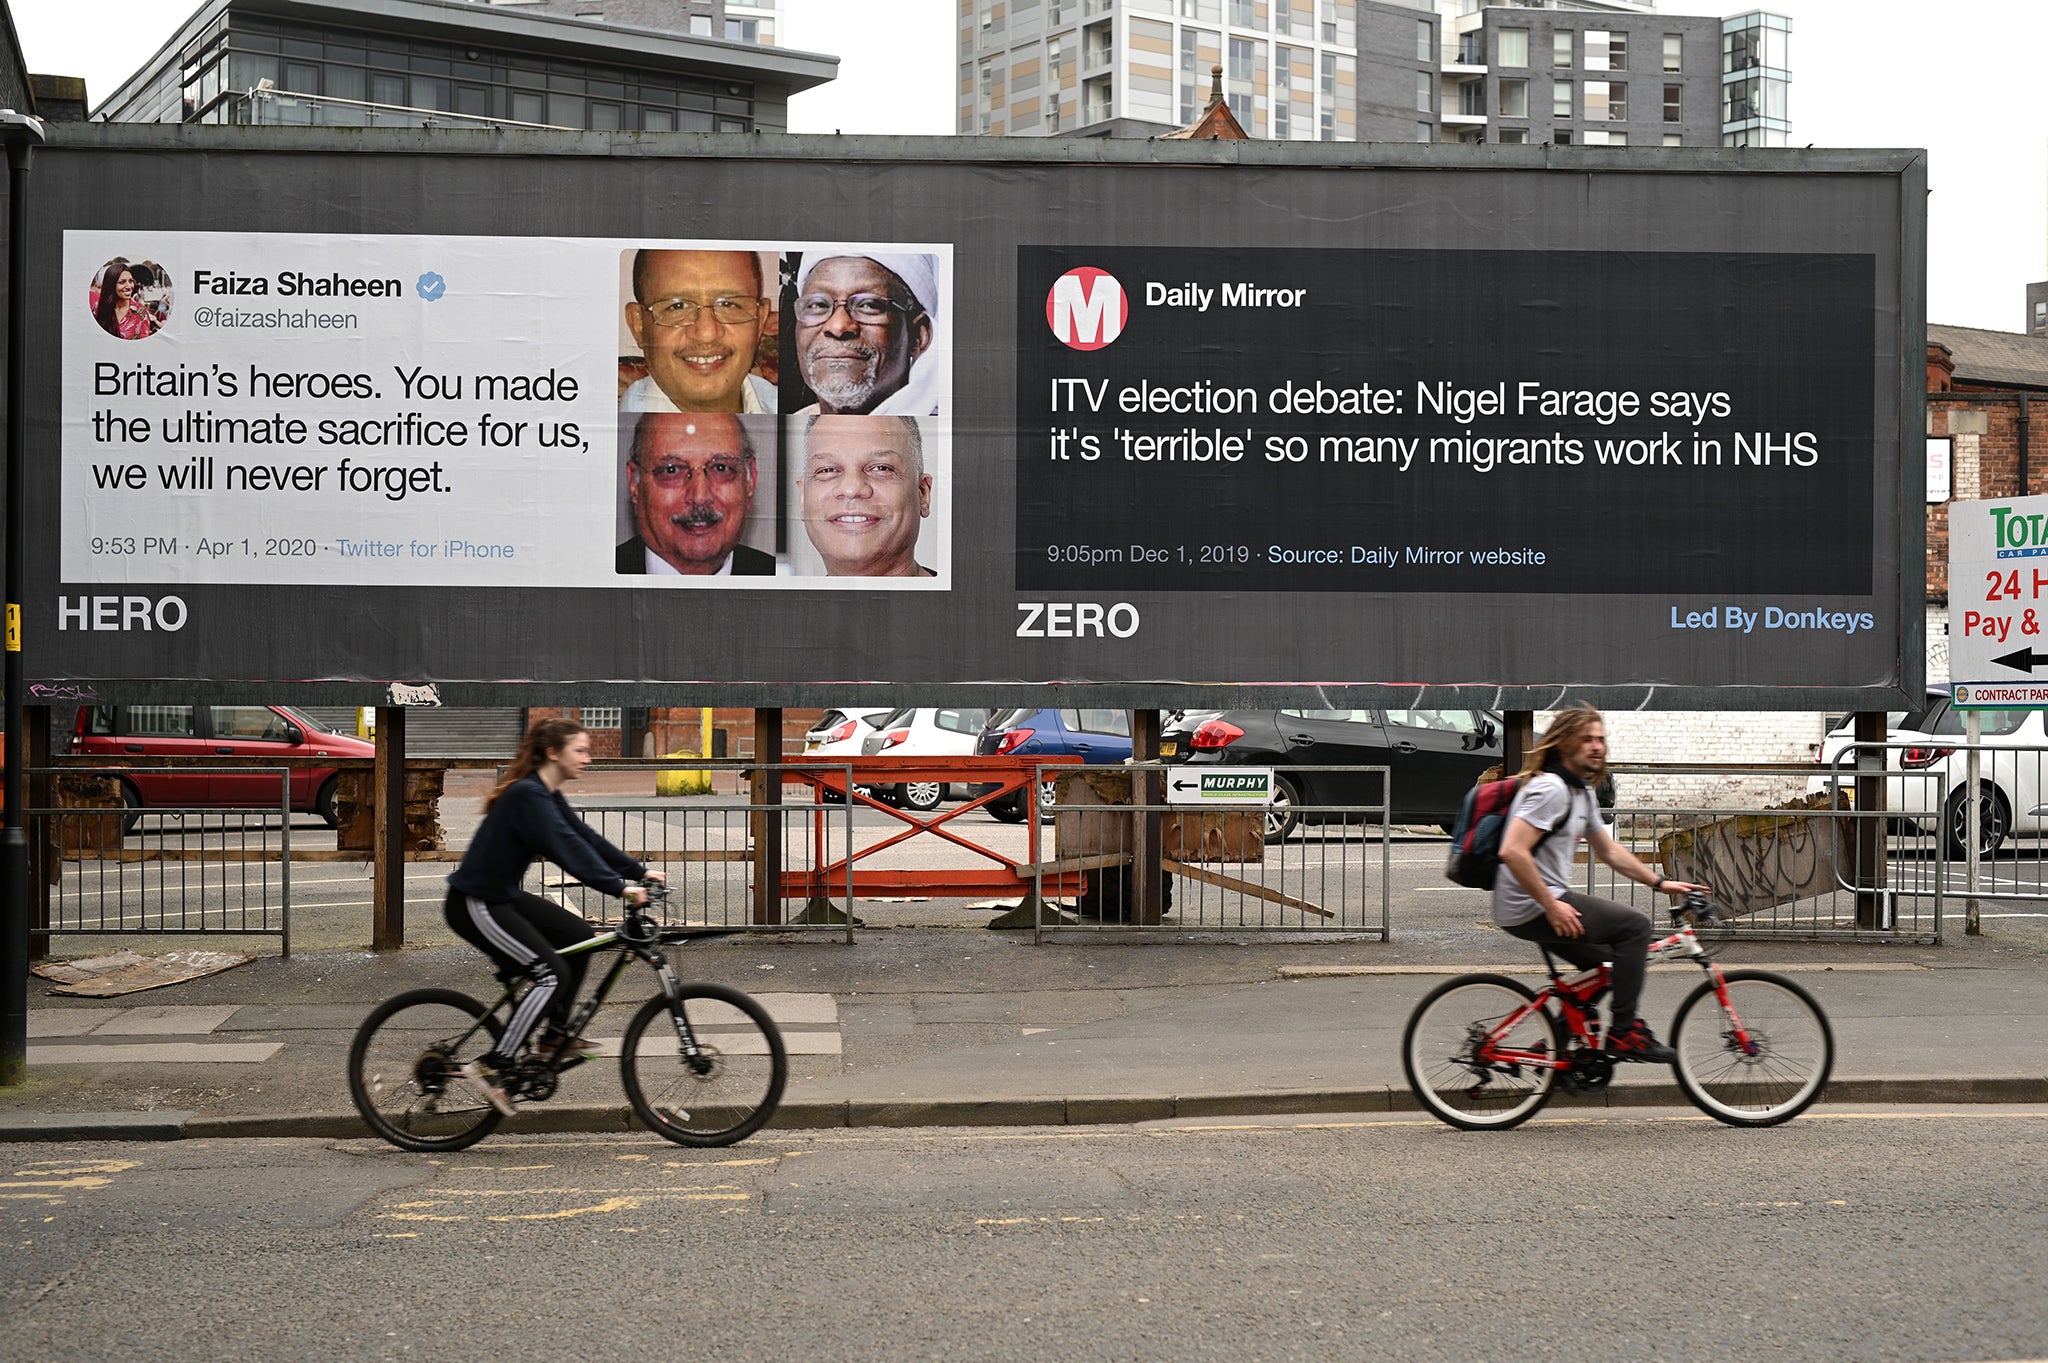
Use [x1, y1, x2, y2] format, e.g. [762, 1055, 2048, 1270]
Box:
[5, 1109, 2046, 1362]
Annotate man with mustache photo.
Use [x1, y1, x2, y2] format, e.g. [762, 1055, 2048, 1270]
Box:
[615, 413, 776, 577]
[621, 249, 778, 415]
[789, 251, 942, 417]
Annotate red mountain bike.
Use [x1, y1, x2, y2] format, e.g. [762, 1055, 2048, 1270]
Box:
[1402, 893, 1834, 1129]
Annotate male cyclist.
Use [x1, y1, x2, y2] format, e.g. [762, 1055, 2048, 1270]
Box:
[1494, 705, 1707, 1062]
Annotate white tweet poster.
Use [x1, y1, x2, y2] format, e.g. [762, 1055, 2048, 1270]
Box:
[63, 232, 953, 590]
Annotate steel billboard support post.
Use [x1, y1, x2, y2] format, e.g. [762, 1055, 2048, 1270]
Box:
[26, 704, 48, 960]
[1853, 711, 1889, 929]
[372, 705, 406, 950]
[1965, 709, 1981, 937]
[0, 112, 43, 1088]
[1132, 710, 1163, 925]
[1503, 711, 1534, 776]
[751, 708, 783, 926]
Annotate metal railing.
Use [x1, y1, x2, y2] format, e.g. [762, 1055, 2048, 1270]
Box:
[531, 762, 856, 939]
[1597, 760, 1945, 943]
[1031, 762, 1392, 939]
[29, 766, 293, 953]
[1825, 737, 2048, 935]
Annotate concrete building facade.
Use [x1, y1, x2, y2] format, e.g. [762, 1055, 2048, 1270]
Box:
[959, 0, 1789, 146]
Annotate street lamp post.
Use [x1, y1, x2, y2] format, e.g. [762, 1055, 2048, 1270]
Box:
[1, 109, 46, 1088]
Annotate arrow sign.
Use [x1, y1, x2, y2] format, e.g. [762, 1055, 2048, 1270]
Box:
[1166, 767, 1272, 805]
[1992, 647, 2048, 673]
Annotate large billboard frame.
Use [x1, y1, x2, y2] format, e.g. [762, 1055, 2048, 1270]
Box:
[22, 127, 1925, 711]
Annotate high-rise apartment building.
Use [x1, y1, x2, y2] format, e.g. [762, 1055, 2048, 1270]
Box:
[959, 0, 1788, 147]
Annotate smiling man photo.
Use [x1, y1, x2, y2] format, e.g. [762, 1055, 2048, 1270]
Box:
[621, 249, 777, 415]
[790, 251, 941, 417]
[797, 414, 934, 577]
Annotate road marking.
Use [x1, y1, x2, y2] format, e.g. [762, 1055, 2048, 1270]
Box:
[90, 1005, 241, 1036]
[28, 1041, 284, 1064]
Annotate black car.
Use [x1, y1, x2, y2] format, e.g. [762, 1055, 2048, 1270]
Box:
[1159, 707, 1503, 838]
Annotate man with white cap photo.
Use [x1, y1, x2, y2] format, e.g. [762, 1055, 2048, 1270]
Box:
[790, 251, 942, 417]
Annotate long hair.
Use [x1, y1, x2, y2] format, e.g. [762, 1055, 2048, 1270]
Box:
[94, 263, 131, 335]
[1520, 704, 1605, 781]
[484, 717, 587, 813]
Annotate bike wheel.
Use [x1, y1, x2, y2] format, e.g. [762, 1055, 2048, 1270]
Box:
[1402, 974, 1562, 1131]
[348, 988, 505, 1152]
[1670, 970, 1834, 1127]
[620, 986, 788, 1147]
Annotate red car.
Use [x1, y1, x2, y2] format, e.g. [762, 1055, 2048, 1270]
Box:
[73, 704, 375, 827]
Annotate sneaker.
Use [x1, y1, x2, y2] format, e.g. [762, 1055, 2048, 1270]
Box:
[1606, 1018, 1677, 1065]
[532, 1033, 602, 1061]
[451, 1059, 517, 1115]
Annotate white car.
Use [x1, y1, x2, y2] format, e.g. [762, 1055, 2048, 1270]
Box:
[804, 706, 896, 801]
[859, 706, 994, 811]
[1809, 692, 2038, 858]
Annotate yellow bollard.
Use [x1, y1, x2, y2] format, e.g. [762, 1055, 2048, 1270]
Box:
[655, 750, 712, 797]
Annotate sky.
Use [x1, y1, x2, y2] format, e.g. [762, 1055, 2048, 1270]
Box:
[8, 0, 2040, 332]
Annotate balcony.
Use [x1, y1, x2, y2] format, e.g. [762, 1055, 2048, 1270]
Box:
[1081, 45, 1113, 76]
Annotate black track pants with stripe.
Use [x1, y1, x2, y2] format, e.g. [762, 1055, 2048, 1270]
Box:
[443, 886, 595, 1064]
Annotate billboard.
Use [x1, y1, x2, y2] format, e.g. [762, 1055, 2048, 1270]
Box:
[26, 134, 1922, 708]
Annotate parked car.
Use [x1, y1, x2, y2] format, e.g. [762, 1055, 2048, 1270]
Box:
[73, 704, 376, 828]
[972, 707, 1134, 821]
[803, 706, 895, 800]
[1160, 707, 1503, 839]
[859, 707, 993, 810]
[1808, 689, 2035, 858]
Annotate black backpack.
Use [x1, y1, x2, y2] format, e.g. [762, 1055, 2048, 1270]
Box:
[1444, 775, 1573, 889]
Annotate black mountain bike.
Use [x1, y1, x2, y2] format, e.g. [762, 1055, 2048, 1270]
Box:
[348, 883, 788, 1152]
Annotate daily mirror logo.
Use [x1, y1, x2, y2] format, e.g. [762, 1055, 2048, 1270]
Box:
[1046, 268, 1127, 350]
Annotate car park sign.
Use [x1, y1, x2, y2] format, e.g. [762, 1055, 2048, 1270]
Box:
[1949, 495, 2048, 708]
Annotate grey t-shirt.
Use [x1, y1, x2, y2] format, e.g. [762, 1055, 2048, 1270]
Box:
[1491, 772, 1598, 927]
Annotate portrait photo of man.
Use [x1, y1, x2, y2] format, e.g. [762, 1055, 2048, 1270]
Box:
[616, 412, 777, 577]
[788, 251, 943, 417]
[796, 414, 935, 578]
[620, 248, 778, 415]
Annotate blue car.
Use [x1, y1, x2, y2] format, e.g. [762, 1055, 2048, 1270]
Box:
[973, 708, 1134, 822]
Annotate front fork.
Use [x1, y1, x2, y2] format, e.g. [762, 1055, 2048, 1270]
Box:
[647, 952, 711, 1070]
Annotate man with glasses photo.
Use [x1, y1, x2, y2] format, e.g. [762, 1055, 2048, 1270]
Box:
[615, 412, 777, 576]
[790, 251, 942, 417]
[621, 249, 778, 415]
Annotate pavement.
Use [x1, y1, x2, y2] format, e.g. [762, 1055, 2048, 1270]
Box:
[7, 903, 2048, 1142]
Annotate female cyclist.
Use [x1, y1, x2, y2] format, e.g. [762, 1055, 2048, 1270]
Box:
[445, 716, 660, 1113]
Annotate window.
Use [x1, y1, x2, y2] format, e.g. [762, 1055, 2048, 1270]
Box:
[212, 707, 292, 742]
[1499, 128, 1526, 144]
[1551, 77, 1571, 116]
[1553, 129, 1571, 145]
[1229, 36, 1254, 83]
[690, 14, 711, 35]
[1072, 709, 1131, 737]
[1319, 0, 1352, 46]
[1229, 0, 1257, 27]
[1584, 30, 1618, 71]
[1457, 31, 1483, 65]
[1385, 710, 1478, 734]
[1417, 122, 1434, 142]
[1608, 31, 1626, 70]
[1180, 0, 1219, 19]
[581, 707, 622, 730]
[1416, 70, 1432, 112]
[1498, 78, 1527, 118]
[128, 706, 197, 738]
[1416, 19, 1431, 62]
[936, 708, 992, 735]
[1552, 30, 1572, 68]
[1458, 79, 1483, 115]
[1663, 83, 1680, 122]
[1497, 28, 1527, 68]
[1583, 79, 1621, 120]
[2036, 300, 2047, 333]
[1663, 33, 1682, 72]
